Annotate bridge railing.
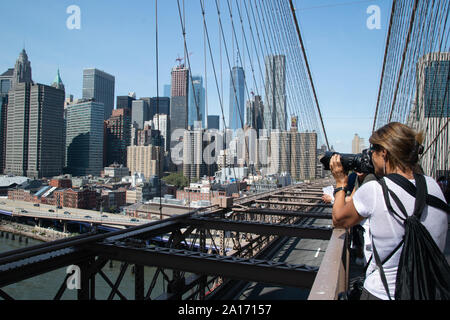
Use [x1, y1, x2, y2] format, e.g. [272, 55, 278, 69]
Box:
[308, 228, 349, 300]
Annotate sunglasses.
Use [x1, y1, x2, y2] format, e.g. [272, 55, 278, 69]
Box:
[369, 144, 383, 152]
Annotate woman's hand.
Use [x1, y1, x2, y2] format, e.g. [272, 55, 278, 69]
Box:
[330, 154, 348, 187]
[322, 194, 333, 203]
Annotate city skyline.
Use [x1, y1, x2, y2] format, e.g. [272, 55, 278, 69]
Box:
[0, 0, 448, 303]
[0, 0, 393, 153]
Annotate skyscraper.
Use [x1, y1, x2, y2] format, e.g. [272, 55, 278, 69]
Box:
[131, 99, 149, 130]
[264, 55, 286, 132]
[170, 65, 189, 140]
[65, 100, 104, 176]
[153, 113, 169, 152]
[269, 130, 291, 175]
[5, 50, 65, 178]
[290, 117, 317, 180]
[296, 131, 317, 180]
[229, 66, 245, 131]
[207, 115, 220, 130]
[0, 93, 8, 173]
[352, 134, 365, 154]
[105, 108, 131, 166]
[268, 117, 317, 181]
[82, 68, 115, 120]
[117, 94, 136, 110]
[5, 50, 34, 177]
[163, 84, 171, 97]
[127, 145, 162, 179]
[183, 125, 207, 181]
[246, 95, 264, 135]
[0, 68, 14, 95]
[52, 69, 67, 173]
[52, 69, 65, 91]
[188, 75, 205, 129]
[0, 68, 14, 173]
[11, 49, 32, 88]
[6, 83, 65, 178]
[27, 84, 65, 178]
[150, 97, 170, 117]
[409, 52, 450, 178]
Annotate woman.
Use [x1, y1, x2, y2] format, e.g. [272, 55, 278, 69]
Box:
[329, 122, 448, 300]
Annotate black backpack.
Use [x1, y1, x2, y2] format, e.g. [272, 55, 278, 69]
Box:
[372, 173, 450, 300]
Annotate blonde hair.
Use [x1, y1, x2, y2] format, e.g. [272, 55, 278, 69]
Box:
[369, 122, 424, 173]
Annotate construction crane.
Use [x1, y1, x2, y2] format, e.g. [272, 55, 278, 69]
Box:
[175, 52, 193, 66]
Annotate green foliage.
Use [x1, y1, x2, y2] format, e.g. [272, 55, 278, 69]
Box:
[162, 172, 189, 189]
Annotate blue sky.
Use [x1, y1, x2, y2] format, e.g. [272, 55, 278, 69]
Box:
[0, 0, 391, 153]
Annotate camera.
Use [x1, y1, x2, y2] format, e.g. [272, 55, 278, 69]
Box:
[320, 148, 375, 174]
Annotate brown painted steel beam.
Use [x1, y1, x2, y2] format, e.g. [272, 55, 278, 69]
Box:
[280, 191, 324, 195]
[266, 195, 323, 200]
[88, 242, 319, 289]
[182, 217, 332, 240]
[232, 207, 332, 219]
[0, 248, 92, 288]
[255, 200, 332, 208]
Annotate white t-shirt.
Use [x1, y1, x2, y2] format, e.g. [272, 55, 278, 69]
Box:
[360, 218, 371, 263]
[352, 175, 448, 300]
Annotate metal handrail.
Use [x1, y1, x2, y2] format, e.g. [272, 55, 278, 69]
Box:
[308, 228, 349, 300]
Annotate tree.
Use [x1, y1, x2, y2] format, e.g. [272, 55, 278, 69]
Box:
[162, 172, 189, 189]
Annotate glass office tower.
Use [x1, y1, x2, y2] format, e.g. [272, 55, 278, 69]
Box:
[229, 66, 245, 131]
[82, 68, 115, 120]
[65, 100, 104, 176]
[188, 75, 205, 129]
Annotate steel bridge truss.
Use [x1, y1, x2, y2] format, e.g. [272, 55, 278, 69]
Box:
[0, 181, 334, 300]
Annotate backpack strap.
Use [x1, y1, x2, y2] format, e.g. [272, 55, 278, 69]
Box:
[372, 177, 415, 300]
[371, 237, 392, 300]
[386, 173, 449, 214]
[412, 173, 427, 219]
[364, 238, 404, 273]
[370, 178, 397, 300]
[378, 178, 407, 221]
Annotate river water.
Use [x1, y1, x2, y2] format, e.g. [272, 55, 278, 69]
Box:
[0, 231, 168, 300]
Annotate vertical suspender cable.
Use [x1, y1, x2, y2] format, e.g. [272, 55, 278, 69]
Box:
[372, 0, 397, 132]
[387, 0, 420, 123]
[155, 0, 162, 219]
[288, 0, 330, 150]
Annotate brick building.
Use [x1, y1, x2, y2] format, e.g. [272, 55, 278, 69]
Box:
[105, 108, 131, 166]
[53, 188, 99, 210]
[101, 189, 127, 211]
[8, 184, 102, 210]
[49, 178, 72, 188]
[8, 189, 35, 202]
[176, 188, 226, 202]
